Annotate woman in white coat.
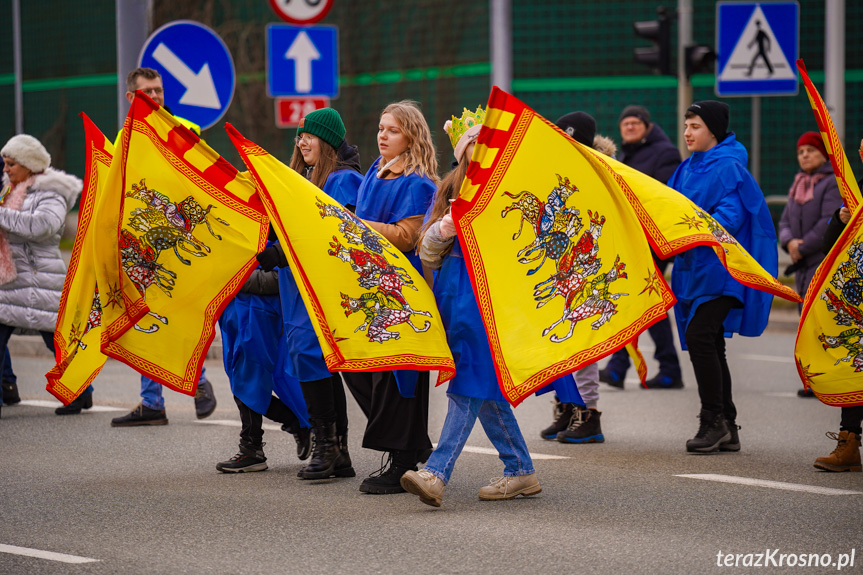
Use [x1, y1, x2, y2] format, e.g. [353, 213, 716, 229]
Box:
[0, 134, 84, 417]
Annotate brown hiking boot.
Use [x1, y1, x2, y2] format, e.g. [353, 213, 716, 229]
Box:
[814, 430, 862, 472]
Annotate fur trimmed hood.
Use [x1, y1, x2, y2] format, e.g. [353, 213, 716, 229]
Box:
[592, 135, 618, 158]
[3, 167, 82, 212]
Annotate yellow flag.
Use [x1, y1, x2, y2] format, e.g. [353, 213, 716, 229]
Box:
[100, 94, 268, 394]
[797, 59, 861, 211]
[795, 205, 863, 405]
[46, 114, 113, 403]
[225, 124, 456, 381]
[453, 89, 674, 404]
[591, 151, 801, 304]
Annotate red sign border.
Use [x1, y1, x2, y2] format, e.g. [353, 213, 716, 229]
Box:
[268, 0, 334, 25]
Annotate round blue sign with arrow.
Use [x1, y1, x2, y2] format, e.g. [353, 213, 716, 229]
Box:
[138, 20, 235, 130]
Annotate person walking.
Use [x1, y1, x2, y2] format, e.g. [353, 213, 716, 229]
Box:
[341, 100, 438, 494]
[401, 106, 541, 507]
[600, 105, 683, 390]
[667, 101, 777, 453]
[0, 134, 83, 417]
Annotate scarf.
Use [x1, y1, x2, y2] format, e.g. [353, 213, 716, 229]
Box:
[788, 170, 827, 205]
[0, 176, 31, 285]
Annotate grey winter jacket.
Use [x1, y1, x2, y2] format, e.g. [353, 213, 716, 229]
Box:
[0, 168, 82, 332]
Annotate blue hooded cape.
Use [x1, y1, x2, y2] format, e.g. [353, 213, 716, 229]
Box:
[666, 134, 777, 348]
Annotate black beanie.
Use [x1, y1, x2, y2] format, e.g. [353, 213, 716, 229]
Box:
[618, 105, 651, 126]
[687, 101, 730, 142]
[555, 111, 596, 147]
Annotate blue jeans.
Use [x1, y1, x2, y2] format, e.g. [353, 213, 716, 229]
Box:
[140, 367, 208, 410]
[3, 346, 15, 384]
[424, 393, 534, 484]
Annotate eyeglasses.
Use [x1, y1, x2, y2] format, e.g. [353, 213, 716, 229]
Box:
[620, 121, 643, 128]
[294, 134, 315, 146]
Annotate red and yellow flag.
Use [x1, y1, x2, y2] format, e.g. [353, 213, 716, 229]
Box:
[46, 114, 113, 404]
[98, 94, 267, 394]
[795, 205, 863, 406]
[797, 58, 861, 211]
[453, 89, 674, 404]
[225, 124, 455, 382]
[455, 88, 800, 405]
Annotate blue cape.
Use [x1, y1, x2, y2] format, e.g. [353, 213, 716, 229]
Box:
[218, 293, 309, 426]
[667, 134, 777, 347]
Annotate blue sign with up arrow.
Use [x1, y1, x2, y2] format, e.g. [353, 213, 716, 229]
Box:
[267, 24, 339, 98]
[139, 20, 236, 130]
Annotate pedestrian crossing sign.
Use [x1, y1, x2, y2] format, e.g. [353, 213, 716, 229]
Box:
[716, 2, 799, 96]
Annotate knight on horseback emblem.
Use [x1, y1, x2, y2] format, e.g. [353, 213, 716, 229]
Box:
[501, 174, 630, 342]
[120, 178, 229, 332]
[819, 239, 863, 372]
[318, 196, 432, 343]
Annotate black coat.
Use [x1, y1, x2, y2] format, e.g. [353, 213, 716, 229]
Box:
[618, 123, 681, 184]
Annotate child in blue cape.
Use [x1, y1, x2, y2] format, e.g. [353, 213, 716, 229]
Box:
[256, 107, 363, 480]
[400, 107, 541, 507]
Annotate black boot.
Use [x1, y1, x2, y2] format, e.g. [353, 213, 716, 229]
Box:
[2, 380, 20, 405]
[333, 431, 356, 477]
[299, 421, 341, 479]
[55, 393, 94, 415]
[720, 419, 741, 452]
[540, 396, 574, 440]
[686, 410, 731, 453]
[359, 450, 417, 494]
[282, 422, 313, 460]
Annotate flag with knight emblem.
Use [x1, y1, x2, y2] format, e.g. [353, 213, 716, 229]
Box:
[96, 93, 268, 395]
[455, 88, 801, 405]
[225, 124, 456, 382]
[46, 114, 114, 403]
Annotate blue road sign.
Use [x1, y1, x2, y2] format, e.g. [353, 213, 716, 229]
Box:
[267, 24, 338, 98]
[716, 2, 799, 96]
[139, 20, 235, 130]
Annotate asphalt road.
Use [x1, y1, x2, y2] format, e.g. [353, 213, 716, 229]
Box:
[0, 322, 860, 575]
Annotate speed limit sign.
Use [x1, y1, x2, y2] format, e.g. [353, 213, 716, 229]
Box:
[268, 0, 334, 25]
[275, 97, 330, 128]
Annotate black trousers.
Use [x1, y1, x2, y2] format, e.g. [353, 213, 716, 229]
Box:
[299, 374, 349, 435]
[343, 370, 432, 453]
[235, 395, 301, 449]
[840, 406, 863, 435]
[684, 296, 739, 421]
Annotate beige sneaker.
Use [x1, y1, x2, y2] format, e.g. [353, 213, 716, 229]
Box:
[400, 469, 445, 507]
[478, 473, 542, 501]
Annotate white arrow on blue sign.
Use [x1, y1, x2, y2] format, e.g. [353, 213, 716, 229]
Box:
[267, 24, 338, 98]
[139, 20, 235, 130]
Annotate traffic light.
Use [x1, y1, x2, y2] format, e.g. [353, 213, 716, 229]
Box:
[633, 7, 672, 76]
[685, 44, 716, 78]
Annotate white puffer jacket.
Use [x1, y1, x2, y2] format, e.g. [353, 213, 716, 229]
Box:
[0, 168, 82, 332]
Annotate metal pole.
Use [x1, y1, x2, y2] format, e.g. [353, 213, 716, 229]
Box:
[751, 96, 761, 183]
[824, 0, 845, 143]
[677, 0, 693, 158]
[490, 0, 512, 92]
[12, 0, 23, 134]
[116, 0, 152, 131]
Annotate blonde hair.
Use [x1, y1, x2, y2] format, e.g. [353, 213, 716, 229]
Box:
[417, 154, 470, 254]
[381, 100, 439, 184]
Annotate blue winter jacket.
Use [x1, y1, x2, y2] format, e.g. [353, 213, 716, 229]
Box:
[666, 134, 777, 347]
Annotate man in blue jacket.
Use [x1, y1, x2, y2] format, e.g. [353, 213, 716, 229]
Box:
[600, 105, 684, 390]
[667, 101, 777, 453]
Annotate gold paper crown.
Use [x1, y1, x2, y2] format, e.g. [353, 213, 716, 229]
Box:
[446, 106, 486, 150]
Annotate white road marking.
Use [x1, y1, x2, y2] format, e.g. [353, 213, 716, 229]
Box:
[737, 353, 794, 363]
[433, 443, 570, 460]
[762, 392, 801, 398]
[18, 399, 124, 412]
[675, 474, 863, 495]
[0, 543, 99, 564]
[194, 418, 282, 432]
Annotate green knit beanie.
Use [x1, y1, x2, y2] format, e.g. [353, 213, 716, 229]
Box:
[297, 108, 346, 149]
